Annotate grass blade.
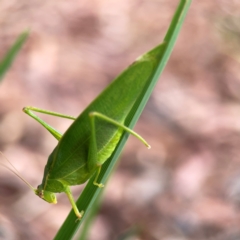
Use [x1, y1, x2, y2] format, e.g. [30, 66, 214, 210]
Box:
[54, 0, 191, 239]
[0, 31, 28, 82]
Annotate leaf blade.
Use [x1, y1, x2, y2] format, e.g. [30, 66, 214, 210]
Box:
[54, 0, 192, 239]
[0, 31, 29, 82]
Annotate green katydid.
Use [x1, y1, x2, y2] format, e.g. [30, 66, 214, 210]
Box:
[2, 43, 167, 220]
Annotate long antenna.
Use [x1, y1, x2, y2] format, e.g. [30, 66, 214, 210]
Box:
[0, 151, 35, 191]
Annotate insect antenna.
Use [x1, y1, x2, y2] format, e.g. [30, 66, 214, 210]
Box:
[0, 151, 35, 191]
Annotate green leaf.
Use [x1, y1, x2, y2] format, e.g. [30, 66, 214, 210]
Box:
[0, 31, 29, 82]
[77, 191, 103, 240]
[54, 0, 191, 239]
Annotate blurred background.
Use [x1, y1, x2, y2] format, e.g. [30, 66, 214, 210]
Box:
[1, 0, 240, 239]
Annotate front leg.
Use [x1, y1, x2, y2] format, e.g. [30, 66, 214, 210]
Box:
[64, 186, 84, 220]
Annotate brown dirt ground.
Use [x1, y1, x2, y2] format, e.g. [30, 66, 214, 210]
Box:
[1, 1, 240, 239]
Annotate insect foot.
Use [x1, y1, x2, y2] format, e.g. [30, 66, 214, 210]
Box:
[75, 211, 84, 222]
[94, 182, 105, 188]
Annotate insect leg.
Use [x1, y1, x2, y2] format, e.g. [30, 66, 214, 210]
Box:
[93, 165, 104, 188]
[87, 111, 151, 188]
[64, 186, 84, 220]
[87, 110, 104, 187]
[23, 107, 67, 140]
[23, 107, 76, 120]
[89, 111, 151, 149]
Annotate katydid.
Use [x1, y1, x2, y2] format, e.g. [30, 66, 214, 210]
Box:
[2, 44, 166, 219]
